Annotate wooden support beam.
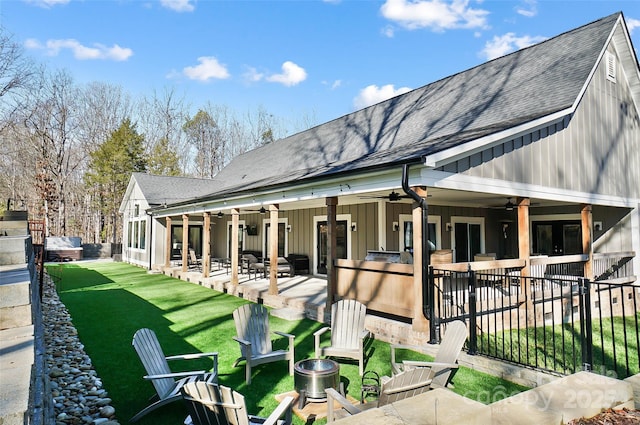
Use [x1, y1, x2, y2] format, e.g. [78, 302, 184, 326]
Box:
[230, 209, 239, 285]
[268, 204, 280, 295]
[165, 216, 172, 268]
[412, 186, 429, 333]
[582, 204, 593, 280]
[182, 214, 189, 272]
[202, 212, 210, 277]
[326, 196, 338, 311]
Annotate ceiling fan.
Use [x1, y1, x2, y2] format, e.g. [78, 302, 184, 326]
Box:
[489, 198, 539, 210]
[360, 191, 413, 202]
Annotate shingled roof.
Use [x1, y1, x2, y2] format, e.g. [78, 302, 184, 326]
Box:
[131, 173, 216, 206]
[208, 12, 622, 198]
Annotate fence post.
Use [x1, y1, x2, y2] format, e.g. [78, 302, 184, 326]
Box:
[428, 266, 438, 343]
[468, 266, 477, 355]
[578, 278, 593, 371]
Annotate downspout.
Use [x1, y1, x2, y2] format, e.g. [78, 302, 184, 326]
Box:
[401, 163, 437, 342]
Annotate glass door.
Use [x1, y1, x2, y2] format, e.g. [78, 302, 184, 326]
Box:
[316, 220, 347, 274]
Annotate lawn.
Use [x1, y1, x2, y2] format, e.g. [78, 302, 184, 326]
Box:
[47, 261, 528, 425]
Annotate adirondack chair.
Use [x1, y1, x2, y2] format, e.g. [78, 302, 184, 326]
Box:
[314, 299, 370, 376]
[232, 303, 295, 385]
[182, 381, 295, 425]
[390, 320, 467, 389]
[131, 328, 219, 422]
[325, 367, 436, 422]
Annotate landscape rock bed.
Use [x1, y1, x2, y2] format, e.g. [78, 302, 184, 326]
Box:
[43, 273, 120, 425]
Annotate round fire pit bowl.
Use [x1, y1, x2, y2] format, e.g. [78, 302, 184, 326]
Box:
[294, 358, 340, 405]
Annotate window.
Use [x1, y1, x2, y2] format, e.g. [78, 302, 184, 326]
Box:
[451, 217, 484, 262]
[129, 204, 147, 250]
[399, 214, 441, 252]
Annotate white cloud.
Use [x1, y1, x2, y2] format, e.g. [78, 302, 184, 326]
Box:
[25, 0, 70, 8]
[353, 84, 412, 110]
[322, 80, 342, 90]
[243, 66, 264, 83]
[160, 0, 195, 12]
[627, 18, 640, 35]
[266, 61, 307, 86]
[25, 38, 133, 61]
[380, 0, 489, 32]
[183, 56, 230, 81]
[481, 32, 546, 60]
[515, 0, 537, 17]
[382, 25, 395, 38]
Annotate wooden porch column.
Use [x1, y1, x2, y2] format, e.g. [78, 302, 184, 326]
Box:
[202, 212, 211, 277]
[412, 186, 429, 333]
[326, 196, 338, 311]
[181, 214, 189, 272]
[581, 204, 593, 280]
[165, 216, 172, 267]
[268, 204, 280, 295]
[517, 197, 531, 279]
[230, 208, 239, 285]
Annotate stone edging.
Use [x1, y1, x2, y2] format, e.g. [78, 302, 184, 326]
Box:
[43, 273, 120, 425]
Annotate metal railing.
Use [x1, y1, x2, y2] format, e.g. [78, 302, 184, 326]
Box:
[430, 253, 639, 379]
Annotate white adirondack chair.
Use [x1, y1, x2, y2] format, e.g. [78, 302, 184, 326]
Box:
[325, 366, 435, 422]
[314, 299, 370, 376]
[131, 328, 219, 422]
[390, 320, 467, 389]
[182, 381, 295, 425]
[232, 303, 295, 385]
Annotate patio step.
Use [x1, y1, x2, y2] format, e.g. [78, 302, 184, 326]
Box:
[271, 307, 306, 321]
[625, 373, 640, 409]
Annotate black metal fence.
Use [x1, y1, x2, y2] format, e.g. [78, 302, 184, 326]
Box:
[431, 267, 640, 379]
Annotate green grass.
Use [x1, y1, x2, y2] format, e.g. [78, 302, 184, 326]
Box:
[477, 315, 640, 379]
[47, 261, 528, 425]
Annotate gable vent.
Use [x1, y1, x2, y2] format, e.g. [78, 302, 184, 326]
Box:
[606, 51, 616, 83]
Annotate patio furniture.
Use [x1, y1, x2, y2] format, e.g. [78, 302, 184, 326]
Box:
[390, 320, 467, 388]
[232, 303, 295, 385]
[286, 254, 310, 275]
[325, 366, 435, 422]
[130, 328, 219, 422]
[188, 248, 202, 271]
[242, 253, 265, 279]
[182, 381, 295, 425]
[264, 257, 294, 277]
[314, 299, 370, 376]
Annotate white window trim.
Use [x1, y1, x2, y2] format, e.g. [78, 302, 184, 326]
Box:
[225, 219, 246, 258]
[398, 214, 442, 250]
[313, 214, 352, 276]
[450, 216, 485, 262]
[261, 217, 289, 258]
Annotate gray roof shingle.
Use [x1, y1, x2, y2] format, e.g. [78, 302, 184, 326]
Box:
[132, 173, 216, 206]
[209, 13, 620, 198]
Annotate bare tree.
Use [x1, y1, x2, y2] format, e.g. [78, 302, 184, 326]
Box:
[137, 87, 190, 174]
[21, 68, 85, 237]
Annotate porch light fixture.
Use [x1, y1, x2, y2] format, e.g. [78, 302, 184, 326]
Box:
[351, 222, 357, 232]
[392, 221, 399, 232]
[259, 207, 266, 214]
[217, 212, 224, 218]
[287, 225, 292, 233]
[505, 199, 515, 211]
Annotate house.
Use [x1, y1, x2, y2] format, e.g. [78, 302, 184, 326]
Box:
[119, 173, 215, 268]
[121, 12, 639, 334]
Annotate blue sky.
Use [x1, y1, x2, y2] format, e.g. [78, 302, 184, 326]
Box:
[2, 0, 639, 131]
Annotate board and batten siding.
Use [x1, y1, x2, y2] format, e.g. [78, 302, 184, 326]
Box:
[447, 43, 640, 201]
